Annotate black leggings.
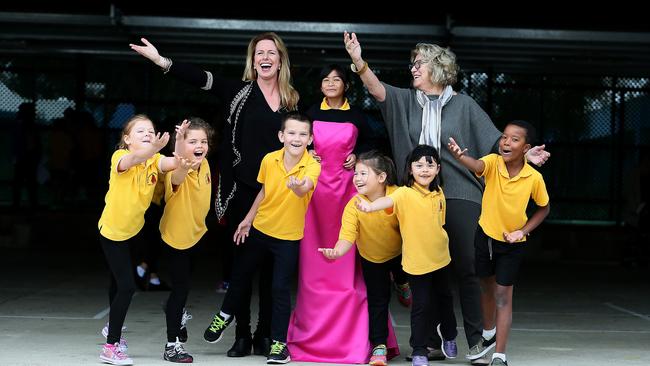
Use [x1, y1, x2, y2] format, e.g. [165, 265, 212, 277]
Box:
[100, 235, 137, 345]
[360, 255, 402, 346]
[164, 245, 192, 342]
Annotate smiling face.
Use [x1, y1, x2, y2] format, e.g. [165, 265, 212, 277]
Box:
[410, 54, 434, 92]
[181, 128, 209, 163]
[279, 118, 312, 158]
[353, 161, 386, 198]
[409, 156, 440, 188]
[123, 118, 155, 151]
[254, 39, 281, 80]
[321, 70, 346, 100]
[499, 124, 531, 164]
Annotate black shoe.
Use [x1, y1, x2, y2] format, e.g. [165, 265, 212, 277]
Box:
[203, 313, 233, 343]
[227, 337, 252, 357]
[148, 280, 171, 291]
[179, 309, 192, 343]
[266, 340, 290, 364]
[253, 336, 272, 356]
[135, 270, 149, 291]
[163, 341, 194, 363]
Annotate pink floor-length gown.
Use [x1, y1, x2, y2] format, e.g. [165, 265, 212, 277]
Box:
[287, 121, 399, 363]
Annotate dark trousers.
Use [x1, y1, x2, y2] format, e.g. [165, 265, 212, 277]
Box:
[100, 234, 137, 345]
[360, 255, 402, 346]
[137, 203, 164, 273]
[409, 265, 457, 356]
[446, 199, 483, 347]
[221, 228, 299, 342]
[227, 181, 273, 339]
[164, 245, 192, 342]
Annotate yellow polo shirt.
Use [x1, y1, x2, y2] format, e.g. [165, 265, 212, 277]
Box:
[478, 154, 549, 242]
[98, 149, 163, 241]
[388, 184, 450, 275]
[339, 185, 401, 263]
[151, 173, 166, 207]
[159, 159, 212, 250]
[253, 148, 321, 240]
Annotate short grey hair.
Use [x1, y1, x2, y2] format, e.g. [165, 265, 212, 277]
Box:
[412, 43, 459, 86]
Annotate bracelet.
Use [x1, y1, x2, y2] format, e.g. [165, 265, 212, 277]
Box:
[160, 56, 172, 74]
[350, 61, 368, 75]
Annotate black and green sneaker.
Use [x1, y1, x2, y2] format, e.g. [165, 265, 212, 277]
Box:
[203, 313, 232, 343]
[266, 340, 290, 364]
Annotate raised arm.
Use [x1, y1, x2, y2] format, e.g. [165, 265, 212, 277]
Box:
[526, 144, 551, 167]
[129, 38, 169, 69]
[355, 196, 394, 213]
[117, 132, 170, 172]
[447, 137, 485, 175]
[343, 32, 386, 102]
[318, 239, 354, 260]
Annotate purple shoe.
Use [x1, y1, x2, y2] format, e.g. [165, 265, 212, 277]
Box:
[411, 355, 429, 366]
[436, 324, 457, 358]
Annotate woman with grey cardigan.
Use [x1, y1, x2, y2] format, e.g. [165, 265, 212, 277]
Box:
[343, 31, 549, 366]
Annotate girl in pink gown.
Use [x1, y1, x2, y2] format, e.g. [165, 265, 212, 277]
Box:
[287, 65, 399, 363]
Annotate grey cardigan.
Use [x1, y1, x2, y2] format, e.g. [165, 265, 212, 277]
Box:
[378, 82, 501, 204]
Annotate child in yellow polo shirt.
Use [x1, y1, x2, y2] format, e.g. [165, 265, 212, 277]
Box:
[97, 114, 179, 366]
[447, 120, 550, 366]
[318, 150, 403, 366]
[203, 112, 321, 365]
[157, 118, 214, 363]
[356, 145, 458, 366]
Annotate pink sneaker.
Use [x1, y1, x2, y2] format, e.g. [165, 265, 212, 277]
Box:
[100, 343, 133, 365]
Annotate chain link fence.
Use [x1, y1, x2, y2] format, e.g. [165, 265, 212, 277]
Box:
[1, 54, 648, 224]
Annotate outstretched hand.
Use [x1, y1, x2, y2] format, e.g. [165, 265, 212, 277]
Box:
[447, 137, 468, 160]
[355, 197, 372, 213]
[151, 132, 170, 153]
[174, 119, 191, 157]
[318, 247, 341, 260]
[129, 38, 164, 66]
[287, 176, 307, 192]
[526, 144, 550, 167]
[343, 31, 362, 61]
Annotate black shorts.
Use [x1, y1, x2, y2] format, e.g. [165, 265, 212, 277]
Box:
[474, 226, 525, 286]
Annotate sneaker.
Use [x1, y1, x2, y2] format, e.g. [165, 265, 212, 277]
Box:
[163, 339, 194, 363]
[471, 356, 491, 365]
[369, 344, 388, 365]
[436, 324, 457, 358]
[203, 313, 233, 343]
[216, 281, 229, 294]
[490, 357, 508, 366]
[393, 282, 412, 307]
[405, 347, 445, 361]
[466, 336, 496, 360]
[266, 340, 291, 364]
[100, 343, 133, 365]
[179, 308, 193, 343]
[101, 323, 127, 338]
[411, 355, 429, 366]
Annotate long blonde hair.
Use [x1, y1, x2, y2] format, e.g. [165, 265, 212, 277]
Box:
[242, 32, 299, 111]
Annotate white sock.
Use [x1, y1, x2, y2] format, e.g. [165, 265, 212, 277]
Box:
[167, 341, 176, 347]
[149, 277, 161, 285]
[219, 311, 231, 320]
[136, 266, 146, 278]
[483, 327, 496, 339]
[493, 353, 506, 362]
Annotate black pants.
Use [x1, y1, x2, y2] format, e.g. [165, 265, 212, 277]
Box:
[446, 199, 483, 347]
[137, 203, 164, 273]
[221, 228, 299, 342]
[164, 245, 192, 342]
[409, 265, 457, 356]
[360, 255, 402, 346]
[100, 234, 137, 345]
[226, 181, 273, 339]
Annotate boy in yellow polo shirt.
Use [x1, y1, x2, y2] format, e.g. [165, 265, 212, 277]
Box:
[158, 118, 214, 363]
[203, 112, 320, 365]
[447, 120, 550, 366]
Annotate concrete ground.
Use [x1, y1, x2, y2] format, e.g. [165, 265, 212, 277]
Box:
[1, 246, 649, 366]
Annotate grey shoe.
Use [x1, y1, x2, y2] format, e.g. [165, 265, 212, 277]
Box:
[490, 357, 508, 366]
[471, 356, 491, 365]
[466, 337, 496, 360]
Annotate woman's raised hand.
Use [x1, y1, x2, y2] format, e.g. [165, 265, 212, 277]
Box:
[129, 38, 165, 68]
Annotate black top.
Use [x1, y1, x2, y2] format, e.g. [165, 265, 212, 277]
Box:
[169, 62, 284, 189]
